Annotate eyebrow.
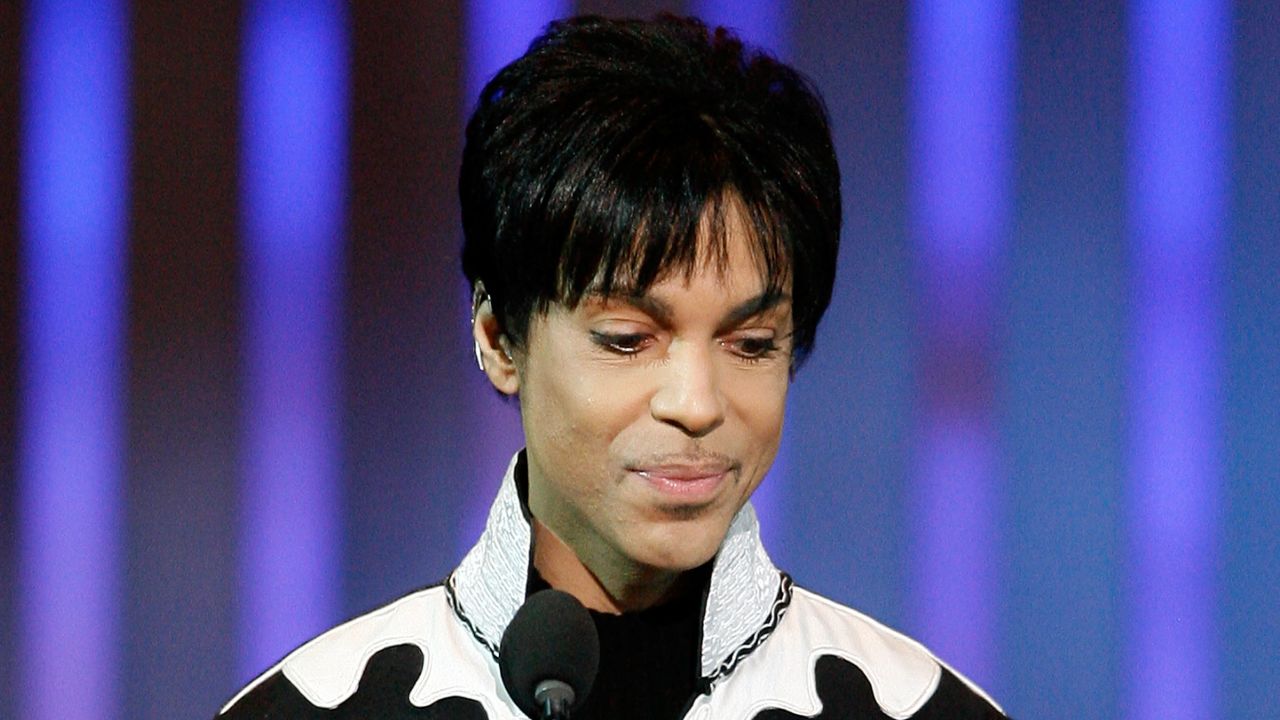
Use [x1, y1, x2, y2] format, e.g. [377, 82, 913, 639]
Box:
[603, 290, 791, 331]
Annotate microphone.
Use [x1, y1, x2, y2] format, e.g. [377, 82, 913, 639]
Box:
[499, 589, 600, 720]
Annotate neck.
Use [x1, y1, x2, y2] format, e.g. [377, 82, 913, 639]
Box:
[531, 519, 695, 614]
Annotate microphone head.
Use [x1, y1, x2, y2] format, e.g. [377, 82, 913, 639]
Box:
[499, 589, 600, 719]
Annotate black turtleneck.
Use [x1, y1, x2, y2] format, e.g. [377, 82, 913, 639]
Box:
[526, 564, 711, 720]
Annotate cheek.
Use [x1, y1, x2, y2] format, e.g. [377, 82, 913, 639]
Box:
[728, 371, 789, 482]
[732, 371, 789, 433]
[525, 350, 645, 455]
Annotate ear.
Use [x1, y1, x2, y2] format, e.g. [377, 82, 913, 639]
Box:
[472, 284, 520, 395]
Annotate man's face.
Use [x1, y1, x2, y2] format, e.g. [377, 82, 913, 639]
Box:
[512, 211, 792, 589]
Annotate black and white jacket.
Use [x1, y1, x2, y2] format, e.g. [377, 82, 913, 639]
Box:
[218, 455, 1006, 719]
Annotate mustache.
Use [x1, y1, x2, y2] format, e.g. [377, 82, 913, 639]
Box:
[623, 450, 739, 472]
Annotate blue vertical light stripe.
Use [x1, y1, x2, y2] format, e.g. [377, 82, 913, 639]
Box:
[908, 0, 1013, 688]
[18, 1, 127, 718]
[1127, 1, 1226, 718]
[459, 0, 568, 551]
[464, 0, 569, 102]
[240, 0, 348, 679]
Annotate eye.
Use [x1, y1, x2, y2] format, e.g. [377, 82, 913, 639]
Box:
[725, 334, 780, 361]
[589, 331, 653, 356]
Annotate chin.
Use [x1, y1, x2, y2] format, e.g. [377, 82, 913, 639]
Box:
[630, 521, 726, 572]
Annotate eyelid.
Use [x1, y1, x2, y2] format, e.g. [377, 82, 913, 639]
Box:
[725, 334, 778, 350]
[721, 327, 790, 362]
[720, 320, 782, 342]
[589, 329, 653, 355]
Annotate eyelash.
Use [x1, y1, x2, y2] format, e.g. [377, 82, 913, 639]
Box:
[589, 331, 651, 356]
[589, 331, 781, 362]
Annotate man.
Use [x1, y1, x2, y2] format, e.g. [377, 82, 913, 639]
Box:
[218, 15, 1006, 719]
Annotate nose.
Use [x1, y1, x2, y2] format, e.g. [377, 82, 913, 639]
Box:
[649, 342, 725, 437]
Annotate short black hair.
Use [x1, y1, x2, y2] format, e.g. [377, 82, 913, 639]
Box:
[460, 14, 841, 367]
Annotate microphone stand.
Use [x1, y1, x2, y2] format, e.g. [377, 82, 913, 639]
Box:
[534, 679, 575, 720]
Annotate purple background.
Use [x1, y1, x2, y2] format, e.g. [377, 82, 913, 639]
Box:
[2, 1, 1277, 719]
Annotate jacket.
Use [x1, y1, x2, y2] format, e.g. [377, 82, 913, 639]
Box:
[217, 454, 1006, 719]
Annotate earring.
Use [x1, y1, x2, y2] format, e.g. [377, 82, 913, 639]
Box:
[471, 283, 489, 372]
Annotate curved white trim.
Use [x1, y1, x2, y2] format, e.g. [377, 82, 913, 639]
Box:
[704, 587, 1006, 719]
[220, 586, 513, 716]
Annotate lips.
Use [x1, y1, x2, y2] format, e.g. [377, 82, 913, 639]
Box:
[629, 461, 735, 502]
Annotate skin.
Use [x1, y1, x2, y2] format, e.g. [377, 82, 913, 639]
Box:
[474, 207, 792, 613]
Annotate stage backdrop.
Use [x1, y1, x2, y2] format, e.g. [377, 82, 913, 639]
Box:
[1, 1, 1277, 719]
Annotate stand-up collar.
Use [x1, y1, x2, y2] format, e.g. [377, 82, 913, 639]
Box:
[447, 452, 792, 683]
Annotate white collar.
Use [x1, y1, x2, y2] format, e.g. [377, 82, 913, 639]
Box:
[447, 452, 792, 682]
